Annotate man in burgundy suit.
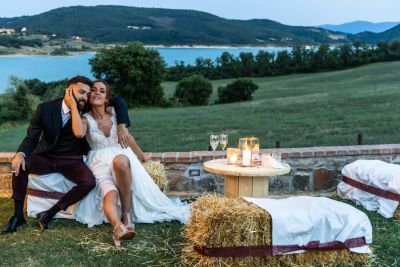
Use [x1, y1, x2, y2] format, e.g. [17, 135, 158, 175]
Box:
[2, 76, 131, 234]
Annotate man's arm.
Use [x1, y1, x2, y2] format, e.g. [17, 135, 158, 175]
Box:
[13, 103, 43, 175]
[17, 103, 43, 157]
[109, 96, 130, 127]
[109, 96, 131, 148]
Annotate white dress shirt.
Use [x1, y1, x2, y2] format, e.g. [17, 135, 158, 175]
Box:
[61, 100, 71, 127]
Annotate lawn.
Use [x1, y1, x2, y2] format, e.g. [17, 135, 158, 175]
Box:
[0, 197, 399, 266]
[0, 198, 185, 267]
[0, 61, 400, 152]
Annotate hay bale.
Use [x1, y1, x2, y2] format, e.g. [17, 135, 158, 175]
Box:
[182, 195, 370, 267]
[142, 160, 168, 191]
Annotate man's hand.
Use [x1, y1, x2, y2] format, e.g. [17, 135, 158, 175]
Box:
[64, 86, 77, 109]
[117, 124, 131, 149]
[11, 152, 25, 176]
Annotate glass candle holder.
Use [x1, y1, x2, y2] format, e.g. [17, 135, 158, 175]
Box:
[227, 148, 239, 165]
[238, 137, 260, 166]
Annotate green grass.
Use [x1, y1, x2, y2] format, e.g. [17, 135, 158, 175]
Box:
[1, 61, 400, 152]
[131, 61, 400, 152]
[1, 197, 399, 266]
[0, 198, 185, 266]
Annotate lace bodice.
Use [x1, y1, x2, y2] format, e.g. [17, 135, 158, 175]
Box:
[84, 108, 119, 150]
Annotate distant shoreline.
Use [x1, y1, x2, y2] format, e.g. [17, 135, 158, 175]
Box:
[144, 44, 291, 49]
[0, 44, 292, 57]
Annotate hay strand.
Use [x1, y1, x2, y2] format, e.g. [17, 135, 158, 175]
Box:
[395, 207, 400, 221]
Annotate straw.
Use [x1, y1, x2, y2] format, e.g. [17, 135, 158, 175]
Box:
[142, 160, 168, 191]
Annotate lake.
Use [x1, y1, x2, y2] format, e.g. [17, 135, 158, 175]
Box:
[0, 47, 289, 93]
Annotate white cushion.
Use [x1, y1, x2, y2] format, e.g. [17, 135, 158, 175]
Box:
[337, 160, 400, 218]
[27, 173, 77, 219]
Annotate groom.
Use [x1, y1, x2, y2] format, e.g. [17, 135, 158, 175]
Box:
[2, 75, 131, 234]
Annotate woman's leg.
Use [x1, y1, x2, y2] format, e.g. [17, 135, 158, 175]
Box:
[103, 190, 122, 229]
[103, 190, 134, 246]
[113, 155, 133, 225]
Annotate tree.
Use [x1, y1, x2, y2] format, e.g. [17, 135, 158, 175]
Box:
[90, 42, 166, 107]
[217, 79, 259, 104]
[218, 52, 238, 78]
[275, 50, 291, 74]
[174, 75, 212, 106]
[0, 77, 40, 123]
[238, 52, 254, 77]
[254, 50, 274, 76]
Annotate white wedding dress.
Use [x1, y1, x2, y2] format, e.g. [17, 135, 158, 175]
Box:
[75, 108, 190, 227]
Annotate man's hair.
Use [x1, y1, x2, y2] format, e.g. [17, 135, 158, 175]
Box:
[67, 75, 93, 88]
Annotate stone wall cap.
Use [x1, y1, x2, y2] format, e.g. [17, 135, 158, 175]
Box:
[1, 144, 400, 163]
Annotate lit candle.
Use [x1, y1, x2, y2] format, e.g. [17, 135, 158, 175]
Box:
[230, 153, 238, 164]
[243, 149, 252, 166]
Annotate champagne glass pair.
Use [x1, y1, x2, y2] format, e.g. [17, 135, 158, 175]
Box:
[210, 134, 228, 152]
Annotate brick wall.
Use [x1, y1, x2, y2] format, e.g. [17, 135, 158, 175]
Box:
[0, 153, 14, 198]
[1, 144, 400, 198]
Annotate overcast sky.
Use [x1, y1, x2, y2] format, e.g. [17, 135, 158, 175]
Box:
[1, 0, 399, 26]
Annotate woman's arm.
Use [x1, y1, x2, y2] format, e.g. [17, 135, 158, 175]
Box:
[65, 88, 88, 138]
[128, 133, 149, 162]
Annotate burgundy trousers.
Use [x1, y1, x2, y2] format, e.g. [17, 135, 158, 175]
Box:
[12, 154, 96, 211]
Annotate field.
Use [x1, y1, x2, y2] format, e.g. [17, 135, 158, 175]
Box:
[0, 61, 400, 152]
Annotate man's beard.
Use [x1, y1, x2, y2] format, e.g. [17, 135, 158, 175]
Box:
[72, 92, 86, 111]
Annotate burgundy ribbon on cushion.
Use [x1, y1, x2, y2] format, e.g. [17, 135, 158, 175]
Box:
[194, 237, 366, 257]
[342, 176, 400, 202]
[27, 188, 65, 200]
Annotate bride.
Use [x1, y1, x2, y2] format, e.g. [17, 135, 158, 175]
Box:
[66, 80, 190, 246]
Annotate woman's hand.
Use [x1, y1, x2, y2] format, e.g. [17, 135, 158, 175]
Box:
[65, 86, 77, 109]
[141, 154, 150, 163]
[117, 124, 131, 149]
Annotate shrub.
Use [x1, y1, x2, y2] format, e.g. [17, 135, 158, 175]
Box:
[217, 79, 259, 104]
[174, 75, 212, 106]
[50, 48, 69, 55]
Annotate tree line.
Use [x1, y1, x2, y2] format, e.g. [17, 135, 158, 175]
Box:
[165, 40, 400, 81]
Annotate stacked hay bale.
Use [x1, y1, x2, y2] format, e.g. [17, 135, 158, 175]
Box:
[182, 195, 369, 267]
[143, 160, 168, 191]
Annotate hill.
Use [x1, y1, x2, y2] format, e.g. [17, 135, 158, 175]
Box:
[1, 61, 400, 152]
[352, 23, 400, 43]
[319, 21, 399, 34]
[0, 5, 349, 46]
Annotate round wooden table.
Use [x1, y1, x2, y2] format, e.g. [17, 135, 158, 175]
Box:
[204, 159, 291, 198]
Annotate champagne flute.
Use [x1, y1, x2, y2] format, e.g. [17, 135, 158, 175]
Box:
[219, 133, 228, 151]
[210, 135, 220, 155]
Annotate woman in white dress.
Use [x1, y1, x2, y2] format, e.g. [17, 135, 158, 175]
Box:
[67, 80, 190, 246]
